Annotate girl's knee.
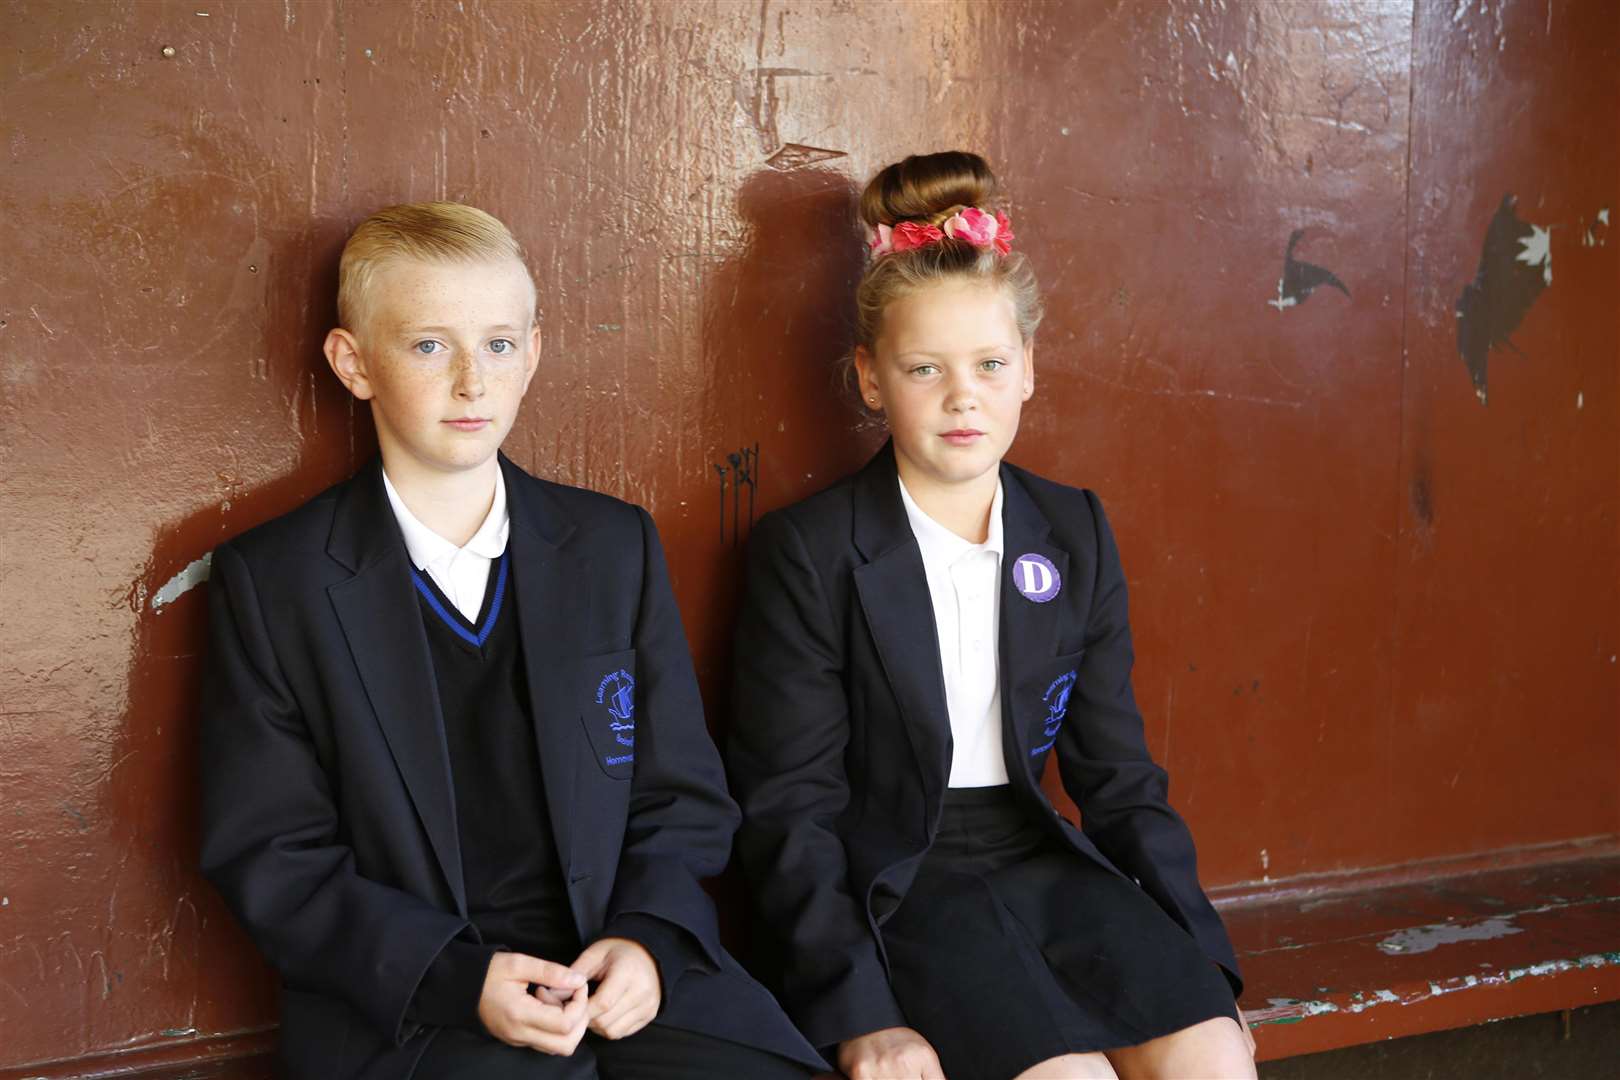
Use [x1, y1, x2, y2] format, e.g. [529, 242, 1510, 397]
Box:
[1013, 1052, 1119, 1080]
[1107, 1017, 1256, 1080]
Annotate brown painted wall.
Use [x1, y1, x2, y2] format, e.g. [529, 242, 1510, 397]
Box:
[2, 0, 1615, 1070]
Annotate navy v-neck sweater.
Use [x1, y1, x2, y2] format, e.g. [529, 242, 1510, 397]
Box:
[417, 554, 582, 963]
[406, 549, 700, 1030]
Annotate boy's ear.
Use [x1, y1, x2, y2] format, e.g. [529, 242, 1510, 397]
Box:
[324, 328, 375, 401]
[521, 323, 542, 392]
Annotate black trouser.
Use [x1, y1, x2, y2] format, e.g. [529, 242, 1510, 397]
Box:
[413, 1021, 817, 1080]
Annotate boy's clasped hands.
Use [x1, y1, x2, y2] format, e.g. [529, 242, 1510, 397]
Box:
[475, 938, 660, 1056]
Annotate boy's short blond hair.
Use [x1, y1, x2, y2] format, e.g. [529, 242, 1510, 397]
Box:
[337, 201, 533, 332]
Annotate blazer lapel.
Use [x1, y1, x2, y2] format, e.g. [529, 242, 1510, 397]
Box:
[997, 466, 1071, 765]
[501, 455, 584, 879]
[326, 459, 467, 913]
[851, 444, 953, 807]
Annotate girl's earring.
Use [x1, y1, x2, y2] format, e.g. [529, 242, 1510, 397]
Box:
[868, 397, 879, 406]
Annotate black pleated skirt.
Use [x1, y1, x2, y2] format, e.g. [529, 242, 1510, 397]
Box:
[878, 786, 1236, 1080]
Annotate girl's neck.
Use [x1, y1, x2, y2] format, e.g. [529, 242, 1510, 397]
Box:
[896, 456, 1001, 544]
[383, 454, 499, 547]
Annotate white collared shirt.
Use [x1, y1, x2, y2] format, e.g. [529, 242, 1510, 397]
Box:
[382, 467, 510, 623]
[898, 476, 1009, 788]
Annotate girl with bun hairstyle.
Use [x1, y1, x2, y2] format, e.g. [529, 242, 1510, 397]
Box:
[728, 152, 1255, 1080]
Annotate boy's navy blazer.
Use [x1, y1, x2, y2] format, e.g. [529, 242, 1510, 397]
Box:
[199, 454, 822, 1079]
[728, 443, 1241, 1050]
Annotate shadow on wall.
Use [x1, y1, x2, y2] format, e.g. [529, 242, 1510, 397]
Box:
[692, 163, 874, 735]
[98, 221, 367, 1043]
[697, 164, 878, 966]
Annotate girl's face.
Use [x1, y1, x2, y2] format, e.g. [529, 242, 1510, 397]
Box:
[855, 278, 1034, 496]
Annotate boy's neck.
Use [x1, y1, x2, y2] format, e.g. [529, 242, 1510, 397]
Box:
[381, 453, 500, 548]
[897, 459, 1000, 544]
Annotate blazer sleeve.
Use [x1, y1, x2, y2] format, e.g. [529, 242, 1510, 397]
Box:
[1054, 492, 1243, 994]
[600, 507, 737, 971]
[727, 511, 910, 1048]
[198, 541, 473, 1045]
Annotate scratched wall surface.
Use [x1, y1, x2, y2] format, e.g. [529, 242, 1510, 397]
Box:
[1, 0, 1615, 1071]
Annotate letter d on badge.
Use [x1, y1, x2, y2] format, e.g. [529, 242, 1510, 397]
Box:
[1013, 553, 1061, 603]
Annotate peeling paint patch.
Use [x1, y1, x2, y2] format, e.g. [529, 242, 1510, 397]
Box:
[151, 553, 212, 612]
[1248, 950, 1620, 1028]
[1378, 915, 1523, 955]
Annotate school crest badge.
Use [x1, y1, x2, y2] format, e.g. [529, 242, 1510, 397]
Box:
[1030, 668, 1077, 757]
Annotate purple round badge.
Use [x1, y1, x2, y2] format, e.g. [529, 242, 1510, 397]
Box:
[1013, 553, 1061, 603]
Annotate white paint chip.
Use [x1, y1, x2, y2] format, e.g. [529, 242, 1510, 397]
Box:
[1378, 916, 1523, 956]
[152, 553, 213, 612]
[1577, 392, 1584, 409]
[1516, 225, 1552, 285]
[1267, 280, 1296, 311]
[1582, 207, 1610, 247]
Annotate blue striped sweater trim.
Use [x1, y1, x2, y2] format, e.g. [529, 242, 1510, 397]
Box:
[411, 553, 509, 648]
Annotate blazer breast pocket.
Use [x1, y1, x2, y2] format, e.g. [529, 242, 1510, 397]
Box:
[1027, 649, 1083, 760]
[580, 649, 637, 779]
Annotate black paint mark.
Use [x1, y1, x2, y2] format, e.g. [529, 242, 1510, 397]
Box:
[713, 444, 760, 546]
[1268, 229, 1349, 311]
[1456, 194, 1551, 406]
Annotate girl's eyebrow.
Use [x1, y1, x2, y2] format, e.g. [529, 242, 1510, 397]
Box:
[893, 344, 1018, 360]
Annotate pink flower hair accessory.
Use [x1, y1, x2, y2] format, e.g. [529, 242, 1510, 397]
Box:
[866, 207, 1015, 258]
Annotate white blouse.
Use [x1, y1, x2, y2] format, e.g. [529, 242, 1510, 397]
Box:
[898, 476, 1010, 788]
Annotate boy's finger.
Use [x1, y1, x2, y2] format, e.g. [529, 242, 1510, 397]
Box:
[569, 940, 611, 979]
[561, 983, 590, 1021]
[509, 995, 578, 1036]
[531, 990, 570, 1016]
[505, 953, 587, 991]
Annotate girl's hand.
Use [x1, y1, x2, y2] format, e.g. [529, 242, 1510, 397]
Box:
[837, 1026, 946, 1079]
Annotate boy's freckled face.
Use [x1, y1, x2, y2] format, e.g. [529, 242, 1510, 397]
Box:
[347, 256, 540, 479]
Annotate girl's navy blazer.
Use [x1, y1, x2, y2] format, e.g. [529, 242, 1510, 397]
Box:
[728, 443, 1241, 1051]
[199, 454, 821, 1079]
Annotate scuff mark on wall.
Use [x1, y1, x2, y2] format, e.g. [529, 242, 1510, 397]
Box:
[150, 553, 212, 613]
[765, 143, 847, 171]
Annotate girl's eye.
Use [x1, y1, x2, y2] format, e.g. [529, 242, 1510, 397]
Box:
[910, 364, 939, 377]
[414, 340, 443, 356]
[489, 338, 515, 355]
[980, 358, 1007, 372]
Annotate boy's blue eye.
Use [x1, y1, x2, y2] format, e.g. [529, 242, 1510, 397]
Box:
[981, 358, 1007, 371]
[414, 340, 442, 356]
[489, 338, 515, 355]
